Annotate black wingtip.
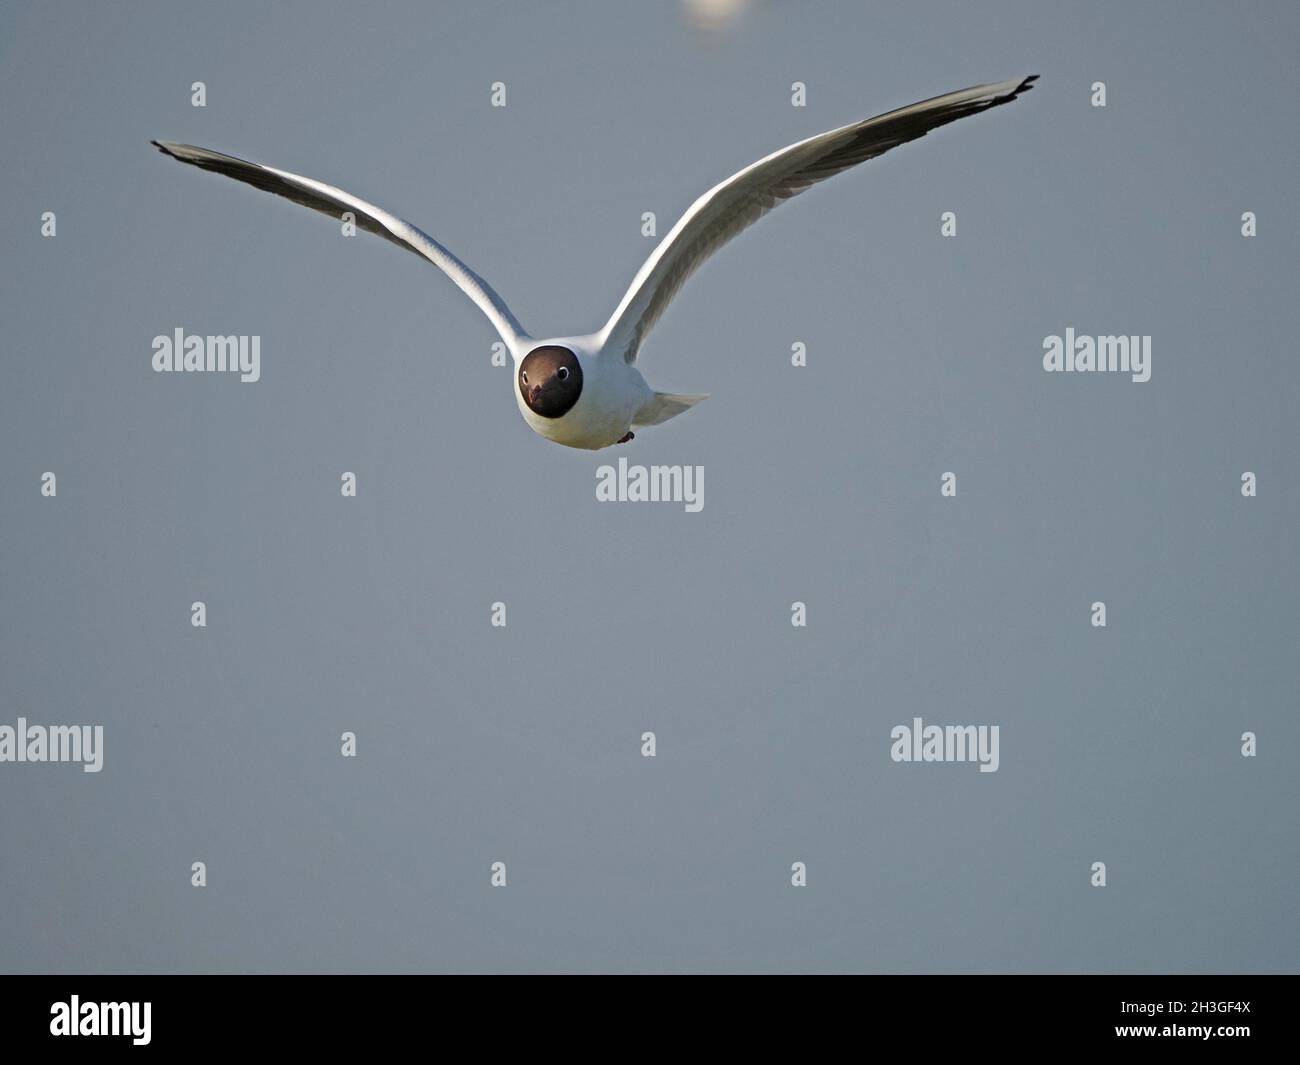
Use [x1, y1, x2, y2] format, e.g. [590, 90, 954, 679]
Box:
[151, 140, 195, 162]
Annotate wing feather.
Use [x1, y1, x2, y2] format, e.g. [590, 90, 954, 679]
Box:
[152, 141, 530, 349]
[600, 76, 1038, 362]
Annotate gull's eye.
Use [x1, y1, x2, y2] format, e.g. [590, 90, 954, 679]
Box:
[558, 366, 569, 381]
[521, 371, 528, 383]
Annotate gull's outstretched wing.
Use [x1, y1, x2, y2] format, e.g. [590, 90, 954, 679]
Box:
[152, 141, 530, 350]
[599, 76, 1037, 363]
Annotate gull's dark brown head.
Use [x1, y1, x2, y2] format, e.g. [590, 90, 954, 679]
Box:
[519, 345, 583, 418]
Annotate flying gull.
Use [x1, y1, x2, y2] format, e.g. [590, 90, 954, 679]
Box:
[154, 75, 1037, 449]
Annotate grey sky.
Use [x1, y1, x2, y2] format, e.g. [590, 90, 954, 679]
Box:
[1, 0, 1297, 973]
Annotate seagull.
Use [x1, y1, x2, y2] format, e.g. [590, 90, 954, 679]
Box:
[154, 75, 1036, 450]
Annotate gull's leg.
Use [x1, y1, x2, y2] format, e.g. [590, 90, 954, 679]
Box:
[618, 431, 635, 444]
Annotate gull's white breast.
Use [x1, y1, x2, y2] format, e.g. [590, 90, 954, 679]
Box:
[513, 337, 653, 450]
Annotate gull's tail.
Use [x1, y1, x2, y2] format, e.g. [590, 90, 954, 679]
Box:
[633, 392, 710, 427]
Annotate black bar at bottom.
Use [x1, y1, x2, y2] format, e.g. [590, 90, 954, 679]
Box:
[0, 974, 1286, 1051]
